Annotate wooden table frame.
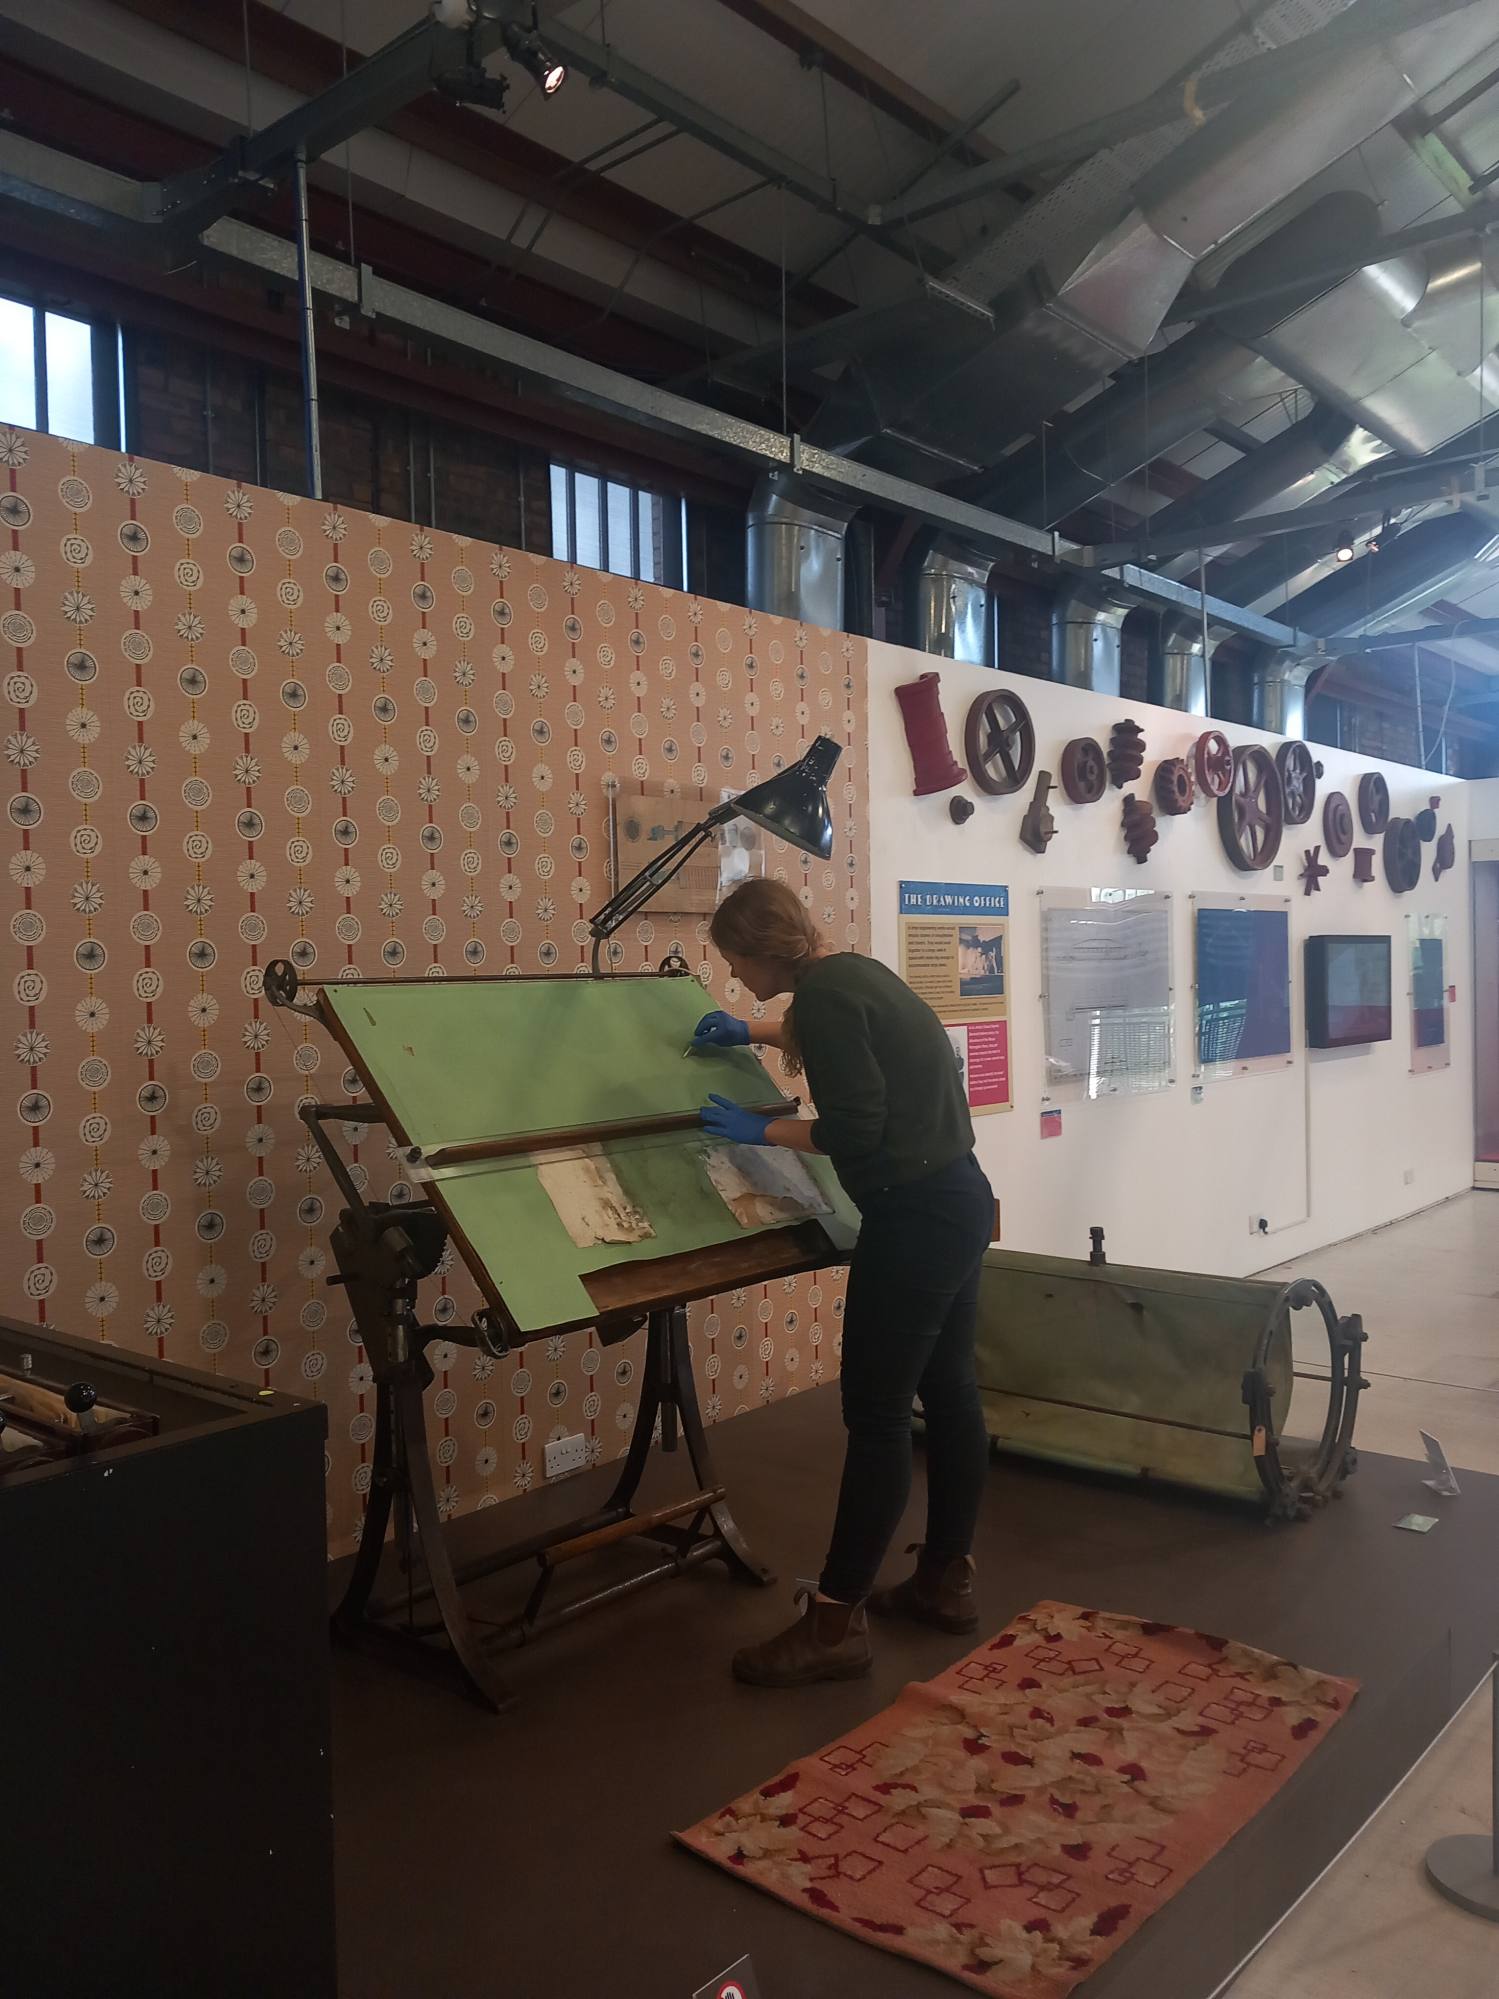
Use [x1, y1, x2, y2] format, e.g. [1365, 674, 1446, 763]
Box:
[268, 959, 846, 1712]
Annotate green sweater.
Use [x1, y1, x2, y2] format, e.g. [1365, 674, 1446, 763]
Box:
[791, 953, 974, 1199]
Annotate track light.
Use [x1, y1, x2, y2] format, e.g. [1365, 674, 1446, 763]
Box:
[502, 19, 567, 95]
[1335, 538, 1356, 563]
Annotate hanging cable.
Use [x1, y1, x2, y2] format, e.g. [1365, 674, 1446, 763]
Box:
[340, 0, 357, 272]
[787, 180, 799, 441]
[1414, 644, 1426, 766]
[1432, 653, 1457, 774]
[241, 0, 254, 132]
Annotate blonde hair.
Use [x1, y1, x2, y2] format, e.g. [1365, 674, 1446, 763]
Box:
[710, 877, 825, 1076]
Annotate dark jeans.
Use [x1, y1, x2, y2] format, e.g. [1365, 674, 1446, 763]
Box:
[819, 1152, 994, 1603]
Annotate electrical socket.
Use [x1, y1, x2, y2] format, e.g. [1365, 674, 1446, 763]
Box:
[544, 1431, 588, 1480]
[1249, 1213, 1270, 1237]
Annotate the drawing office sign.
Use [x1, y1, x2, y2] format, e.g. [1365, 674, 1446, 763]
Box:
[898, 881, 1010, 918]
[897, 882, 1012, 1116]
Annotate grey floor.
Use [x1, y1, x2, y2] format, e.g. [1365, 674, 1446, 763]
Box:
[1226, 1191, 1499, 1998]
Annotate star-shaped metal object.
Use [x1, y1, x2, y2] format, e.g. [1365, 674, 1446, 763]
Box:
[1299, 844, 1330, 896]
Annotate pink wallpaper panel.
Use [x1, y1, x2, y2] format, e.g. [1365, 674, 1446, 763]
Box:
[1, 425, 868, 1550]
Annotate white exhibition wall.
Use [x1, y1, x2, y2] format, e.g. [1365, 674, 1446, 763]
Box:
[863, 640, 1474, 1278]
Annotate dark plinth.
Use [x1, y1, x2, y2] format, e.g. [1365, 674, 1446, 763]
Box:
[332, 1384, 1499, 1999]
[0, 1319, 334, 1999]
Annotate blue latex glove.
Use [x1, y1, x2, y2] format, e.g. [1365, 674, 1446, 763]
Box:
[701, 1094, 774, 1147]
[689, 1009, 751, 1053]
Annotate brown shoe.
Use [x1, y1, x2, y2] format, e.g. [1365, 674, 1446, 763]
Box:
[868, 1547, 978, 1635]
[732, 1592, 873, 1688]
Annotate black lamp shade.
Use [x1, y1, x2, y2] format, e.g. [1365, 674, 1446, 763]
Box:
[730, 735, 842, 859]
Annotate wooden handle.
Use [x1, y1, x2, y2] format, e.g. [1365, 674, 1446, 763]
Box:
[424, 1103, 794, 1169]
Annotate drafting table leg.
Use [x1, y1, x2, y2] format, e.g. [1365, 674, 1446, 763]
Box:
[332, 1381, 394, 1637]
[602, 1307, 772, 1588]
[667, 1304, 774, 1587]
[396, 1373, 518, 1713]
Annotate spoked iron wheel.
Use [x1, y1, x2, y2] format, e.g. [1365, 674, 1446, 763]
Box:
[1218, 745, 1284, 872]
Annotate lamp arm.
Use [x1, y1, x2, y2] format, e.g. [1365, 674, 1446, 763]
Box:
[589, 803, 734, 972]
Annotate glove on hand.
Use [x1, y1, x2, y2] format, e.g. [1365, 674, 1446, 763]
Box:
[700, 1093, 773, 1147]
[690, 1009, 751, 1052]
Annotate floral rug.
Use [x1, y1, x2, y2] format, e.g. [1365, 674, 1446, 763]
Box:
[677, 1602, 1356, 1995]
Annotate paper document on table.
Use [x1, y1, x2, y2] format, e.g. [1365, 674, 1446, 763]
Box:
[1419, 1429, 1461, 1497]
[537, 1154, 655, 1248]
[703, 1143, 834, 1230]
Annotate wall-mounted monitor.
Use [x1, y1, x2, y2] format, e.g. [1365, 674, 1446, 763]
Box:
[1305, 935, 1392, 1049]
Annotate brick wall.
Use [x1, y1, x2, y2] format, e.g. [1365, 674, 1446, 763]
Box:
[128, 326, 554, 553]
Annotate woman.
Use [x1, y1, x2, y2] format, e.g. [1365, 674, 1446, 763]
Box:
[691, 876, 995, 1689]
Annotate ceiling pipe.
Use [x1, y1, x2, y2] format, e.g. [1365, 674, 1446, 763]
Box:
[1249, 651, 1322, 737]
[1139, 404, 1357, 554]
[869, 0, 1489, 227]
[1053, 582, 1133, 698]
[904, 540, 995, 667]
[1152, 613, 1210, 716]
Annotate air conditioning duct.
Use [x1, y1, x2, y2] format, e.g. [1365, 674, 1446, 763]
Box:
[1249, 651, 1323, 737]
[745, 475, 857, 628]
[1152, 613, 1209, 715]
[1147, 403, 1358, 559]
[1053, 582, 1132, 697]
[905, 538, 994, 665]
[1278, 510, 1499, 637]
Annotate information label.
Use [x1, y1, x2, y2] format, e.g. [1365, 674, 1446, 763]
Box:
[898, 881, 1012, 1116]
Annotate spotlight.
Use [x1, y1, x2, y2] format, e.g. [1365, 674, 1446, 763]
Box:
[502, 19, 567, 94]
[1335, 537, 1356, 563]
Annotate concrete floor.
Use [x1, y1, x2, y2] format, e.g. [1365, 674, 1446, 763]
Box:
[1226, 1190, 1499, 1998]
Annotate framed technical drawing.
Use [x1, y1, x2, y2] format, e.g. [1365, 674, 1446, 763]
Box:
[1040, 888, 1174, 1099]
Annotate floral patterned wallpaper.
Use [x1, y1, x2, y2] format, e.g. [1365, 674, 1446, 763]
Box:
[2, 426, 868, 1550]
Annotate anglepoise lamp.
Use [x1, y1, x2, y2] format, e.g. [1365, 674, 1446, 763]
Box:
[588, 735, 843, 973]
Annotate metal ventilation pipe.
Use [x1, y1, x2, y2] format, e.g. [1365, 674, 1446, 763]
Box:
[745, 475, 857, 627]
[1053, 582, 1131, 697]
[1148, 404, 1358, 557]
[1152, 613, 1209, 715]
[905, 538, 994, 665]
[1249, 650, 1322, 736]
[1279, 509, 1499, 636]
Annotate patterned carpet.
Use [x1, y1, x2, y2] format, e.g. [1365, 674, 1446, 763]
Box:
[678, 1602, 1356, 1995]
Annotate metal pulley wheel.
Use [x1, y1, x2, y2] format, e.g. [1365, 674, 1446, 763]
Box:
[1218, 745, 1284, 872]
[1194, 729, 1234, 798]
[1275, 741, 1317, 826]
[1358, 770, 1390, 834]
[1383, 817, 1422, 893]
[964, 688, 1036, 796]
[1322, 790, 1354, 859]
[1060, 736, 1107, 804]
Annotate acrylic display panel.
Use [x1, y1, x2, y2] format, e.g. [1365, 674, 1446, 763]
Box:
[1408, 914, 1451, 1074]
[1193, 897, 1293, 1079]
[318, 975, 859, 1334]
[1039, 889, 1174, 1099]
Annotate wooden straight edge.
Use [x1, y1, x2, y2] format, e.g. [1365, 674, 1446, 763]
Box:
[541, 1488, 726, 1568]
[422, 1103, 795, 1168]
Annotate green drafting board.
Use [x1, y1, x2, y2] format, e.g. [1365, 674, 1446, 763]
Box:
[317, 974, 860, 1337]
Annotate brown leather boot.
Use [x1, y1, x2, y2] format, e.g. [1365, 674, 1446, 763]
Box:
[731, 1591, 873, 1688]
[868, 1546, 978, 1634]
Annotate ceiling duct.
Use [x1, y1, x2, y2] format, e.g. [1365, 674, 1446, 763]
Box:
[1278, 510, 1499, 637]
[904, 540, 995, 667]
[1145, 403, 1359, 558]
[1249, 651, 1323, 737]
[745, 475, 857, 629]
[1053, 582, 1133, 698]
[793, 4, 1499, 489]
[1152, 613, 1210, 716]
